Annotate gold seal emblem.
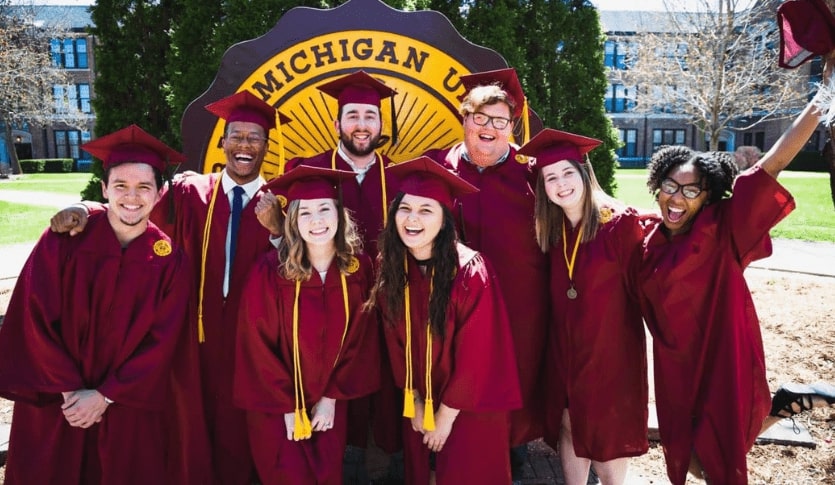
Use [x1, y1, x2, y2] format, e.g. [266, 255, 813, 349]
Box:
[515, 153, 529, 164]
[153, 240, 172, 256]
[598, 207, 613, 224]
[346, 256, 360, 274]
[277, 194, 288, 209]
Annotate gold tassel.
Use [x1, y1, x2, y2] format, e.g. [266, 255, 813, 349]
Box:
[423, 398, 435, 431]
[403, 388, 415, 418]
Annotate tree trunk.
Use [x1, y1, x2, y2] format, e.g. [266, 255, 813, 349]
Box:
[3, 123, 22, 175]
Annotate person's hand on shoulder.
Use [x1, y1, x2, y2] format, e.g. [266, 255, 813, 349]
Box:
[50, 204, 89, 236]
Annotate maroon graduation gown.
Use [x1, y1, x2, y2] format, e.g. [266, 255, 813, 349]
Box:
[639, 167, 795, 485]
[234, 250, 380, 485]
[383, 244, 522, 485]
[151, 172, 274, 484]
[543, 206, 650, 461]
[286, 150, 401, 452]
[423, 143, 549, 445]
[0, 213, 189, 485]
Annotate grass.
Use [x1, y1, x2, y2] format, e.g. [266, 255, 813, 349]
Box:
[0, 173, 91, 245]
[614, 169, 835, 243]
[0, 201, 54, 245]
[0, 173, 91, 195]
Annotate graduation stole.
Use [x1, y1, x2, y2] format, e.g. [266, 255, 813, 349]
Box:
[291, 271, 351, 440]
[197, 177, 224, 343]
[330, 149, 388, 227]
[402, 256, 436, 431]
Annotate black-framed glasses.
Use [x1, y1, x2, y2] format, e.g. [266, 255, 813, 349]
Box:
[226, 134, 267, 147]
[659, 178, 704, 199]
[469, 111, 512, 130]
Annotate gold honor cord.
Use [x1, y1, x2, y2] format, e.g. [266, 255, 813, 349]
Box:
[522, 97, 530, 145]
[292, 271, 351, 440]
[198, 178, 223, 343]
[330, 150, 388, 227]
[292, 280, 313, 439]
[561, 220, 583, 300]
[401, 256, 436, 431]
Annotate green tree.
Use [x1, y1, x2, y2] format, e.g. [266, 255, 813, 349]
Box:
[82, 0, 179, 200]
[166, 0, 223, 147]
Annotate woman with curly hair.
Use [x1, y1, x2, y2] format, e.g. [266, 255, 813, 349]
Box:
[639, 57, 835, 485]
[233, 165, 381, 485]
[522, 129, 654, 485]
[367, 157, 522, 485]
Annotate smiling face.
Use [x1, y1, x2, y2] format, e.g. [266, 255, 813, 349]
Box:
[462, 101, 513, 167]
[336, 102, 382, 158]
[222, 121, 268, 185]
[541, 160, 586, 219]
[395, 193, 444, 261]
[296, 198, 339, 248]
[657, 162, 709, 236]
[101, 162, 161, 228]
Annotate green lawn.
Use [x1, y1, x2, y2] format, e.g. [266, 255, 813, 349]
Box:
[614, 169, 835, 242]
[0, 201, 54, 245]
[0, 173, 91, 195]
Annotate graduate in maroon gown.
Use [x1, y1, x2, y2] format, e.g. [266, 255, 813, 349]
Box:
[234, 166, 380, 485]
[282, 70, 403, 470]
[0, 125, 190, 485]
[522, 129, 652, 485]
[422, 69, 549, 468]
[367, 157, 522, 485]
[48, 91, 290, 485]
[638, 56, 835, 485]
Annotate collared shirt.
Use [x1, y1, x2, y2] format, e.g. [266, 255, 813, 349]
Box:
[222, 171, 264, 296]
[338, 144, 375, 183]
[461, 145, 511, 173]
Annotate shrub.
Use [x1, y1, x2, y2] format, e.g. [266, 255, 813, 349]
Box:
[43, 159, 74, 173]
[19, 159, 45, 173]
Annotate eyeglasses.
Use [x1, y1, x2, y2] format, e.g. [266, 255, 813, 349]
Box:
[226, 134, 267, 147]
[659, 178, 704, 199]
[469, 112, 512, 130]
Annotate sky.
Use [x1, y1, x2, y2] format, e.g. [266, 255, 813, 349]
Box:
[591, 0, 756, 11]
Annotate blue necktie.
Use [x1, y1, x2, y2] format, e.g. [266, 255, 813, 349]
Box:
[229, 186, 245, 274]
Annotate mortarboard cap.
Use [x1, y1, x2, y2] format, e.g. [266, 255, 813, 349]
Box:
[778, 0, 835, 69]
[82, 124, 185, 172]
[518, 128, 602, 172]
[317, 70, 397, 108]
[386, 156, 478, 210]
[460, 68, 526, 118]
[205, 90, 289, 133]
[263, 165, 355, 207]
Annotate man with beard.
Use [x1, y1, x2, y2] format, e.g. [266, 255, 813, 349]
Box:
[283, 70, 397, 258]
[48, 91, 289, 485]
[0, 126, 191, 484]
[282, 70, 402, 480]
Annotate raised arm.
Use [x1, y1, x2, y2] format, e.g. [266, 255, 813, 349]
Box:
[757, 55, 834, 178]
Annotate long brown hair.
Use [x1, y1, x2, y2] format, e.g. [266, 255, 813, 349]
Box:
[366, 192, 458, 338]
[278, 197, 362, 280]
[533, 159, 615, 252]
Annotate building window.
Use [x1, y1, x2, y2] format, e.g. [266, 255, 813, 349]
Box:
[804, 130, 820, 151]
[55, 130, 83, 159]
[53, 84, 92, 114]
[617, 129, 638, 158]
[604, 40, 628, 70]
[743, 131, 765, 152]
[49, 38, 89, 69]
[652, 129, 685, 152]
[605, 84, 635, 113]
